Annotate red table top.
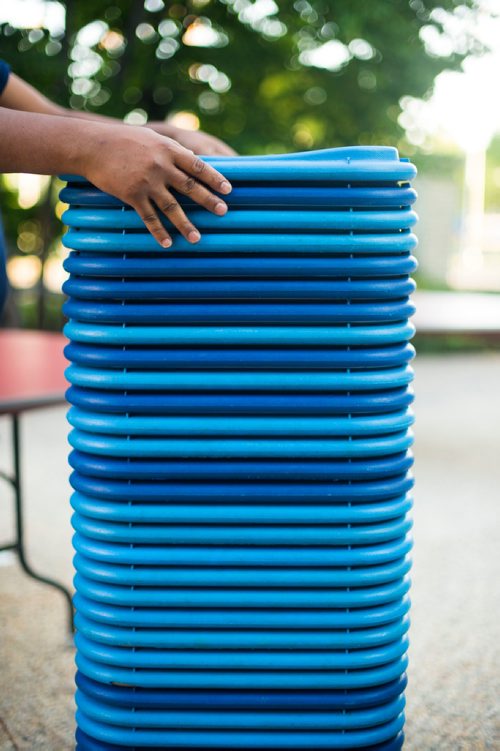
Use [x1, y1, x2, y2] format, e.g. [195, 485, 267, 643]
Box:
[0, 330, 68, 414]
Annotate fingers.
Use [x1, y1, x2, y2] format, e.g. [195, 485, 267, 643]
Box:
[212, 140, 238, 157]
[200, 139, 237, 157]
[123, 138, 234, 248]
[174, 149, 232, 197]
[153, 189, 201, 244]
[219, 144, 238, 156]
[136, 192, 202, 247]
[206, 144, 237, 156]
[170, 167, 229, 216]
[134, 199, 172, 248]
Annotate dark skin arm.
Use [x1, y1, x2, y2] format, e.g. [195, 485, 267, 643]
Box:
[1, 72, 236, 156]
[0, 72, 235, 247]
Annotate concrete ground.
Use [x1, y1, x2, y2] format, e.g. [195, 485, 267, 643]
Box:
[0, 353, 499, 750]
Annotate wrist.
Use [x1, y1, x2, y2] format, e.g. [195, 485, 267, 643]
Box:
[68, 120, 114, 178]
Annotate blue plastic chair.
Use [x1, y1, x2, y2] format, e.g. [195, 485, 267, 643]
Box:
[62, 146, 417, 750]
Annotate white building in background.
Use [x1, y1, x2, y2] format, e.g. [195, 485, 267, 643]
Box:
[415, 172, 500, 292]
[412, 174, 461, 287]
[399, 3, 500, 292]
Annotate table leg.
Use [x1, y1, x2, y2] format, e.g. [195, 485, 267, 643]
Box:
[11, 413, 74, 634]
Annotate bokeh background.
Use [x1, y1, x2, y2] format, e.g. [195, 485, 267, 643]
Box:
[1, 0, 500, 331]
[1, 3, 500, 750]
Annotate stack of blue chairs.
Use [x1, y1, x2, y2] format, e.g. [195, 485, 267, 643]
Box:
[61, 146, 417, 751]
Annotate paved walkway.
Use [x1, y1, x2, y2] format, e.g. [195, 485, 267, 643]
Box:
[0, 354, 499, 750]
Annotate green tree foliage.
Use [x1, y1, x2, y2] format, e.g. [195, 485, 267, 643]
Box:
[1, 0, 485, 152]
[0, 0, 487, 326]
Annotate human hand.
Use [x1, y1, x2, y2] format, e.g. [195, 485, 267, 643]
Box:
[149, 121, 237, 156]
[81, 122, 232, 247]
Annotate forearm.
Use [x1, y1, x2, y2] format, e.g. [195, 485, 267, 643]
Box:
[1, 72, 119, 124]
[51, 102, 180, 140]
[0, 106, 96, 175]
[0, 71, 178, 134]
[61, 105, 179, 139]
[0, 71, 235, 155]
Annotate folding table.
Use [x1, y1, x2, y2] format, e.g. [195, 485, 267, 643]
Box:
[0, 329, 73, 632]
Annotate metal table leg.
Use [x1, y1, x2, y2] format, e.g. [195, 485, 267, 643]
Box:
[0, 413, 74, 634]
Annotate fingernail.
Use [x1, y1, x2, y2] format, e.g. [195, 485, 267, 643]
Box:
[220, 181, 232, 194]
[215, 202, 227, 216]
[162, 238, 172, 248]
[188, 230, 201, 243]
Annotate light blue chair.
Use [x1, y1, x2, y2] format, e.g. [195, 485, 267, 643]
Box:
[62, 146, 417, 751]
